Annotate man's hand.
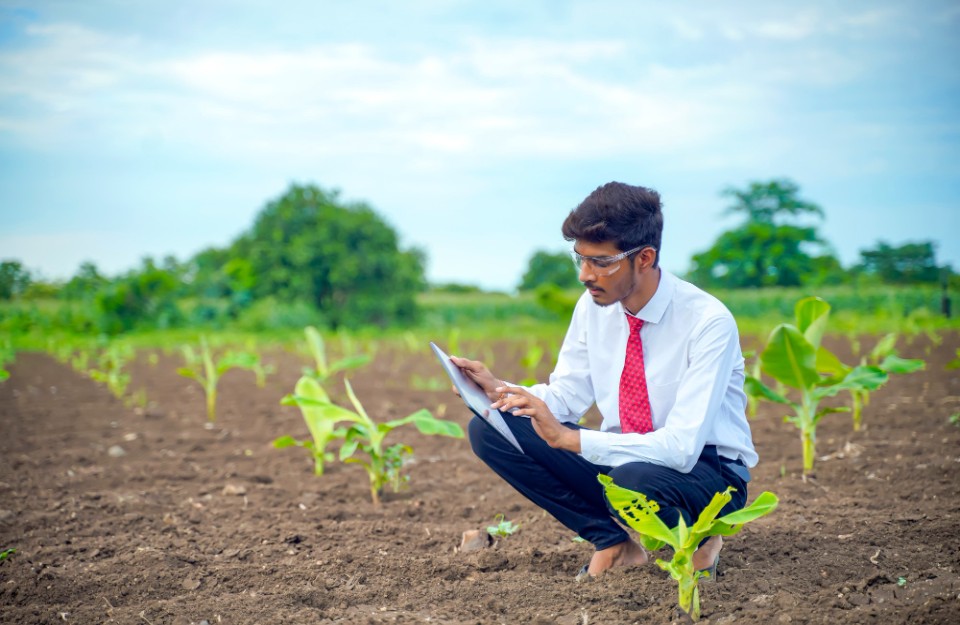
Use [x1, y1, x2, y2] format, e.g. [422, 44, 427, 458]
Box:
[491, 385, 581, 453]
[449, 356, 501, 401]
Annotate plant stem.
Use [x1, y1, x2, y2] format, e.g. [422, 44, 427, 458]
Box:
[801, 426, 815, 476]
[851, 391, 862, 432]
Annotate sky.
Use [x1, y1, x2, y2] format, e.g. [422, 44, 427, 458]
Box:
[1, 0, 958, 292]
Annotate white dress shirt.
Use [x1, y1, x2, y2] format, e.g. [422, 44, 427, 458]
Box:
[525, 269, 758, 473]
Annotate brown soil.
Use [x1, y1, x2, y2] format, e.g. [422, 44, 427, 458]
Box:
[1, 335, 959, 624]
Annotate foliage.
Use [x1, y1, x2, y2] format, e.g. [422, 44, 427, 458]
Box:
[235, 183, 426, 328]
[833, 333, 925, 431]
[0, 260, 31, 300]
[533, 283, 579, 320]
[0, 547, 15, 562]
[302, 325, 370, 383]
[277, 377, 464, 505]
[518, 250, 581, 292]
[519, 341, 543, 386]
[486, 514, 520, 538]
[177, 337, 252, 421]
[95, 257, 182, 334]
[600, 475, 778, 621]
[744, 297, 888, 475]
[88, 343, 133, 400]
[946, 349, 960, 371]
[855, 240, 945, 284]
[0, 337, 14, 382]
[688, 179, 843, 288]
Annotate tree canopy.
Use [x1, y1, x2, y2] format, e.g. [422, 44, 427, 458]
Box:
[855, 241, 944, 284]
[518, 250, 581, 292]
[688, 179, 843, 288]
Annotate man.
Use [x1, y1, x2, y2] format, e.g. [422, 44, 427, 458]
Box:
[451, 182, 757, 580]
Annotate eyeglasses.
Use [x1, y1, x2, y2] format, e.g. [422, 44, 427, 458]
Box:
[571, 244, 649, 276]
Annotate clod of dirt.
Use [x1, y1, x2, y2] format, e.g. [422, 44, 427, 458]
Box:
[181, 577, 201, 590]
[222, 483, 247, 496]
[459, 529, 493, 553]
[107, 445, 126, 457]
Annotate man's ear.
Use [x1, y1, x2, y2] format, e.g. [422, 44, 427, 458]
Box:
[637, 247, 657, 270]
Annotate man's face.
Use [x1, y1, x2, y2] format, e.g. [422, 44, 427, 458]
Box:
[573, 240, 640, 307]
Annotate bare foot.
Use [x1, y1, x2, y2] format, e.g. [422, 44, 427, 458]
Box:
[692, 535, 723, 571]
[586, 538, 648, 577]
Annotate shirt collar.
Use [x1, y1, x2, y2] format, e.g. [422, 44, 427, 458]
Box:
[621, 268, 675, 325]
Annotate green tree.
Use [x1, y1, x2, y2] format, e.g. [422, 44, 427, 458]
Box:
[855, 240, 943, 284]
[688, 179, 841, 288]
[61, 261, 107, 300]
[237, 183, 425, 328]
[95, 257, 182, 334]
[0, 260, 31, 300]
[518, 250, 581, 291]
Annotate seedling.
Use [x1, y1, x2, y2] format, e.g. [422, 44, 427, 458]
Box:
[486, 514, 520, 538]
[278, 377, 464, 505]
[177, 337, 251, 421]
[745, 297, 887, 476]
[0, 547, 15, 562]
[949, 413, 960, 427]
[600, 475, 778, 622]
[0, 338, 13, 382]
[229, 350, 276, 388]
[303, 326, 370, 383]
[89, 343, 132, 400]
[274, 376, 341, 475]
[946, 349, 960, 371]
[519, 342, 543, 386]
[841, 333, 925, 431]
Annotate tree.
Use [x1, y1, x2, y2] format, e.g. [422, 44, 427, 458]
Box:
[237, 183, 426, 328]
[61, 261, 107, 300]
[688, 179, 841, 288]
[518, 250, 581, 291]
[0, 260, 31, 300]
[855, 241, 943, 284]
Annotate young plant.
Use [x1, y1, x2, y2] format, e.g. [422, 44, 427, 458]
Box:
[519, 341, 544, 386]
[0, 547, 15, 562]
[745, 297, 887, 476]
[946, 348, 960, 371]
[89, 343, 132, 400]
[277, 377, 464, 505]
[303, 326, 370, 383]
[274, 376, 341, 475]
[486, 514, 520, 538]
[177, 337, 250, 421]
[600, 475, 778, 622]
[742, 350, 761, 419]
[230, 350, 276, 388]
[842, 333, 925, 431]
[0, 338, 14, 382]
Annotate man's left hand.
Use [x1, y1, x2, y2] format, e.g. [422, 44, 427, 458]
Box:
[490, 385, 581, 453]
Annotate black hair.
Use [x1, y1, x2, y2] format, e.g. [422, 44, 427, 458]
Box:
[561, 182, 663, 267]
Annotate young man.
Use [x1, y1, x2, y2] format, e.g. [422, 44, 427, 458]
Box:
[452, 182, 757, 580]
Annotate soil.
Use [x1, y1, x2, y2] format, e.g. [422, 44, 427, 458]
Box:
[1, 334, 958, 624]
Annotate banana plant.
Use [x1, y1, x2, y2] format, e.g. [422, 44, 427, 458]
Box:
[744, 297, 887, 476]
[303, 326, 370, 383]
[177, 337, 251, 421]
[834, 333, 925, 431]
[277, 377, 464, 505]
[519, 341, 544, 386]
[600, 475, 778, 622]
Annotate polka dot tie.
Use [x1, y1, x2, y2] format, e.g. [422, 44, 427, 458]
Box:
[619, 314, 653, 434]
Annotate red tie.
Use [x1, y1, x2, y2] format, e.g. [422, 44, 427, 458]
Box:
[619, 314, 653, 434]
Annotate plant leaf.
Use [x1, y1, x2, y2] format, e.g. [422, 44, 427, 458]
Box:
[272, 435, 300, 448]
[815, 346, 851, 378]
[794, 297, 830, 350]
[714, 491, 779, 526]
[328, 354, 372, 375]
[878, 355, 925, 375]
[761, 324, 820, 391]
[598, 474, 677, 548]
[743, 375, 792, 405]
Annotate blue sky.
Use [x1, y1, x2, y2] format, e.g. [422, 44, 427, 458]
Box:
[1, 1, 958, 291]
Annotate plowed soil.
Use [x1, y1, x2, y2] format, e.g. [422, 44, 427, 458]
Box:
[1, 335, 958, 624]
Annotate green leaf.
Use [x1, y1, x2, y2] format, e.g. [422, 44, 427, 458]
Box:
[715, 491, 779, 526]
[869, 333, 898, 363]
[815, 346, 851, 378]
[743, 375, 792, 405]
[761, 324, 820, 391]
[328, 354, 372, 375]
[272, 435, 300, 448]
[305, 326, 327, 375]
[383, 409, 466, 438]
[794, 297, 830, 350]
[840, 365, 888, 392]
[598, 474, 678, 549]
[0, 369, 8, 382]
[878, 355, 925, 375]
[688, 487, 735, 541]
[343, 379, 371, 423]
[339, 437, 360, 460]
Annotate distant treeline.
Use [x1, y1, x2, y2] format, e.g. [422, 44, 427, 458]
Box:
[0, 179, 955, 336]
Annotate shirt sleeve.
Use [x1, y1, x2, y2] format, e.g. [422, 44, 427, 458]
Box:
[579, 311, 742, 472]
[522, 294, 595, 424]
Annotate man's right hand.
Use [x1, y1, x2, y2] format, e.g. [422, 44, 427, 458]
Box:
[449, 356, 501, 402]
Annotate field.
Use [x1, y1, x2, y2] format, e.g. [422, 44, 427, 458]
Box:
[1, 334, 959, 624]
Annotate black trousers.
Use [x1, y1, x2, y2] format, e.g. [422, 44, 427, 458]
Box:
[468, 413, 748, 550]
